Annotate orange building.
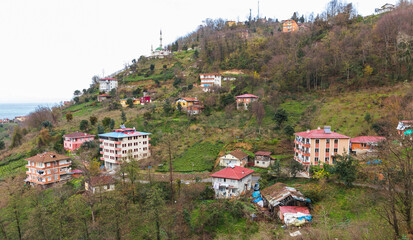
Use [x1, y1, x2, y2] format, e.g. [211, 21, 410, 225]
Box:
[294, 126, 350, 171]
[236, 94, 258, 110]
[282, 19, 298, 32]
[25, 152, 72, 186]
[350, 136, 386, 155]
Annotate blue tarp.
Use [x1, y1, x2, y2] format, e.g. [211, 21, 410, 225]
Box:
[404, 129, 413, 135]
[253, 197, 263, 203]
[297, 215, 312, 221]
[252, 191, 261, 198]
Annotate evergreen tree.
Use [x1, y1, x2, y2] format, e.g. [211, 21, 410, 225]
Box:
[121, 110, 127, 123]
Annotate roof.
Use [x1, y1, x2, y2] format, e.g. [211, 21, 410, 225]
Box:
[279, 206, 310, 215]
[236, 94, 259, 98]
[63, 132, 95, 138]
[255, 151, 272, 156]
[295, 129, 350, 139]
[200, 73, 221, 76]
[89, 175, 115, 186]
[98, 93, 111, 97]
[261, 183, 310, 207]
[178, 97, 198, 102]
[99, 129, 151, 138]
[228, 150, 249, 160]
[210, 166, 254, 180]
[71, 169, 83, 174]
[26, 152, 71, 163]
[350, 136, 386, 143]
[100, 77, 117, 81]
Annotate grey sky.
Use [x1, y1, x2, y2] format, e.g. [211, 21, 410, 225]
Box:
[0, 0, 393, 103]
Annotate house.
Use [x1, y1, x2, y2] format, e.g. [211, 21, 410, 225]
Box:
[397, 120, 413, 135]
[226, 21, 236, 27]
[254, 151, 273, 168]
[85, 175, 115, 194]
[63, 132, 95, 151]
[199, 73, 222, 92]
[25, 152, 72, 186]
[14, 116, 27, 122]
[261, 183, 311, 213]
[97, 93, 111, 102]
[120, 98, 140, 107]
[219, 150, 249, 167]
[99, 128, 151, 171]
[150, 30, 171, 59]
[139, 96, 151, 105]
[375, 3, 395, 14]
[236, 94, 258, 110]
[282, 19, 298, 32]
[278, 206, 312, 226]
[99, 77, 118, 92]
[187, 104, 204, 115]
[175, 97, 199, 110]
[294, 126, 350, 171]
[210, 166, 254, 198]
[350, 136, 386, 155]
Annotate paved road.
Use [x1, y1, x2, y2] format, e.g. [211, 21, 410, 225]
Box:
[128, 175, 261, 185]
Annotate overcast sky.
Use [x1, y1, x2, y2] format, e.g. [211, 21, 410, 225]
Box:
[0, 0, 394, 103]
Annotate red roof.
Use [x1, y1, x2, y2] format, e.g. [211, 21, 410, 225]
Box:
[98, 93, 111, 97]
[100, 77, 117, 81]
[236, 94, 259, 98]
[350, 136, 386, 143]
[255, 151, 272, 156]
[279, 206, 310, 215]
[180, 97, 198, 102]
[401, 120, 413, 123]
[63, 132, 95, 138]
[200, 73, 221, 76]
[209, 166, 254, 180]
[295, 129, 350, 139]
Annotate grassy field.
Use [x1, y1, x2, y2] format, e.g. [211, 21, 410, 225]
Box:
[0, 153, 27, 180]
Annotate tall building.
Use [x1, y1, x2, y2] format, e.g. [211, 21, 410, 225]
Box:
[199, 73, 222, 92]
[25, 152, 72, 186]
[99, 77, 118, 92]
[282, 19, 298, 32]
[99, 128, 151, 171]
[294, 126, 350, 171]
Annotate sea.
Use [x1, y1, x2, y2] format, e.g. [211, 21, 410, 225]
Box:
[0, 103, 57, 120]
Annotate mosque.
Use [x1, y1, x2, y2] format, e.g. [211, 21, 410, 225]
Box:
[150, 30, 171, 59]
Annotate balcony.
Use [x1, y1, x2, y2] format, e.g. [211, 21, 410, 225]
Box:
[100, 145, 104, 148]
[100, 151, 104, 154]
[100, 157, 105, 160]
[114, 141, 121, 145]
[115, 154, 122, 158]
[99, 139, 104, 142]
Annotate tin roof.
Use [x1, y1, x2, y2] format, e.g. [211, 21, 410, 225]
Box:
[350, 136, 386, 143]
[236, 94, 258, 98]
[295, 129, 350, 139]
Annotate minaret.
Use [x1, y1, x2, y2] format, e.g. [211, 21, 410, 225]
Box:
[151, 45, 153, 53]
[159, 30, 163, 49]
[257, 0, 260, 19]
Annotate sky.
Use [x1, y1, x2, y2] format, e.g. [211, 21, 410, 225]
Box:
[0, 0, 394, 103]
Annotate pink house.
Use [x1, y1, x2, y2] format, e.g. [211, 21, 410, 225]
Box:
[139, 96, 151, 105]
[63, 132, 95, 151]
[236, 94, 258, 110]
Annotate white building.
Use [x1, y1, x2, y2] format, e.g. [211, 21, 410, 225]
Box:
[99, 77, 118, 92]
[375, 3, 395, 14]
[199, 73, 222, 92]
[150, 30, 171, 59]
[210, 166, 254, 199]
[219, 150, 249, 167]
[99, 128, 151, 171]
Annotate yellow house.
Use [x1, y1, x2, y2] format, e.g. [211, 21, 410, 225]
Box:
[120, 98, 140, 107]
[175, 97, 199, 110]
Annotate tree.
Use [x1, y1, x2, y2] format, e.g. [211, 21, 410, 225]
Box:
[41, 121, 52, 129]
[74, 90, 81, 96]
[97, 124, 105, 134]
[73, 97, 80, 104]
[150, 64, 155, 71]
[0, 140, 4, 150]
[177, 103, 182, 112]
[102, 117, 111, 128]
[273, 108, 288, 128]
[66, 113, 73, 122]
[79, 120, 89, 131]
[109, 119, 115, 130]
[291, 12, 299, 22]
[334, 153, 358, 186]
[10, 127, 23, 148]
[89, 116, 97, 126]
[364, 112, 371, 123]
[121, 110, 127, 123]
[126, 98, 134, 108]
[289, 159, 304, 178]
[145, 186, 164, 240]
[299, 15, 305, 23]
[284, 125, 295, 136]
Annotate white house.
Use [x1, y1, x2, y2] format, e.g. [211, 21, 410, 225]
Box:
[85, 175, 115, 194]
[375, 3, 395, 14]
[254, 151, 274, 168]
[99, 77, 118, 92]
[199, 73, 222, 92]
[219, 150, 249, 167]
[210, 166, 254, 199]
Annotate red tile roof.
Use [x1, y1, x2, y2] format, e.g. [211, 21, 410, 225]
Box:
[255, 151, 272, 156]
[210, 166, 254, 180]
[63, 132, 95, 138]
[350, 136, 386, 143]
[26, 152, 70, 163]
[98, 93, 111, 97]
[100, 77, 117, 81]
[180, 97, 198, 102]
[295, 129, 350, 139]
[229, 150, 249, 160]
[236, 94, 259, 98]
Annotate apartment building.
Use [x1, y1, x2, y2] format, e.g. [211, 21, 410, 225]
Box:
[294, 126, 350, 171]
[99, 77, 118, 92]
[25, 152, 72, 186]
[99, 128, 151, 171]
[282, 19, 298, 33]
[199, 73, 222, 92]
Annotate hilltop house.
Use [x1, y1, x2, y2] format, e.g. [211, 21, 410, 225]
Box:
[219, 150, 249, 167]
[175, 97, 198, 110]
[25, 152, 72, 186]
[236, 94, 258, 110]
[63, 132, 95, 151]
[99, 128, 151, 171]
[99, 77, 118, 92]
[375, 3, 395, 14]
[397, 120, 413, 135]
[187, 104, 204, 115]
[97, 93, 111, 102]
[294, 126, 350, 171]
[282, 19, 298, 32]
[199, 73, 222, 92]
[210, 166, 254, 199]
[140, 96, 151, 105]
[85, 175, 115, 194]
[254, 151, 274, 168]
[350, 136, 386, 155]
[150, 30, 171, 59]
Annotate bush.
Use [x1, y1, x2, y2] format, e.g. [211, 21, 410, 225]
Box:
[79, 120, 89, 131]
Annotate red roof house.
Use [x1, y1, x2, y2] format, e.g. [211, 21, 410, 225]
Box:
[236, 94, 258, 110]
[350, 136, 386, 154]
[63, 132, 95, 151]
[210, 166, 254, 198]
[210, 166, 254, 180]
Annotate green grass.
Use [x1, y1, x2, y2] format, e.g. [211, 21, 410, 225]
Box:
[0, 153, 28, 180]
[159, 142, 223, 172]
[64, 102, 102, 117]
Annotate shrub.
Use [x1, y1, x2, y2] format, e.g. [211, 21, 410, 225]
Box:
[79, 120, 89, 131]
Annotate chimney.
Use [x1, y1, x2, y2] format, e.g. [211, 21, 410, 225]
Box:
[324, 126, 331, 133]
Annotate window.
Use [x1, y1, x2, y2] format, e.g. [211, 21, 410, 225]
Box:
[315, 157, 319, 163]
[326, 148, 330, 152]
[326, 139, 330, 144]
[334, 139, 338, 144]
[315, 148, 319, 153]
[325, 157, 329, 162]
[46, 163, 51, 167]
[47, 170, 51, 175]
[223, 178, 226, 182]
[47, 177, 52, 182]
[334, 148, 338, 153]
[316, 139, 320, 144]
